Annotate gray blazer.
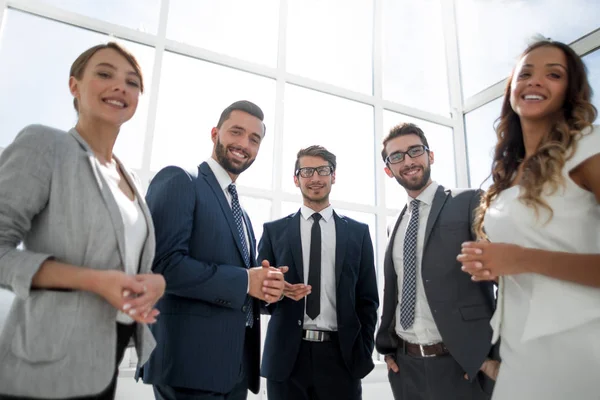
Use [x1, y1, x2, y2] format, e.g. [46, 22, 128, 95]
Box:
[0, 125, 156, 398]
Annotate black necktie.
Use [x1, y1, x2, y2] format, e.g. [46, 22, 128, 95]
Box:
[306, 213, 322, 320]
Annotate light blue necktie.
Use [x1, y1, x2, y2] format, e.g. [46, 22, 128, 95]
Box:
[228, 183, 254, 328]
[400, 199, 420, 330]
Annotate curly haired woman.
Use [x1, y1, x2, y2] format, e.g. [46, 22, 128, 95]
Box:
[458, 40, 600, 400]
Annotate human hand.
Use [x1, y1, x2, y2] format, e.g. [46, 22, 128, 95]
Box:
[457, 241, 525, 281]
[384, 355, 399, 373]
[121, 273, 166, 323]
[465, 358, 500, 381]
[283, 282, 312, 301]
[90, 270, 160, 324]
[249, 261, 285, 302]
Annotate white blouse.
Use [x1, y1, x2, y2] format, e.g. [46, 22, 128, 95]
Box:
[485, 125, 600, 343]
[97, 159, 148, 324]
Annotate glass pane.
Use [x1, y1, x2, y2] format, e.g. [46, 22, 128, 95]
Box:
[382, 0, 449, 115]
[286, 0, 373, 94]
[167, 0, 279, 67]
[151, 52, 276, 190]
[583, 50, 600, 113]
[0, 10, 154, 169]
[240, 196, 271, 245]
[465, 98, 503, 190]
[382, 111, 455, 210]
[38, 0, 161, 33]
[282, 85, 375, 205]
[456, 0, 600, 99]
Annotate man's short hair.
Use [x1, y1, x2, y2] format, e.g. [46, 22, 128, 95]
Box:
[381, 122, 430, 161]
[216, 100, 266, 135]
[295, 145, 337, 175]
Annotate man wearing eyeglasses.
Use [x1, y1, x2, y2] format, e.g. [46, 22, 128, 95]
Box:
[375, 123, 498, 400]
[258, 145, 379, 400]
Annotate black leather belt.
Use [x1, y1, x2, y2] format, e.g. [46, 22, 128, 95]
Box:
[302, 329, 336, 342]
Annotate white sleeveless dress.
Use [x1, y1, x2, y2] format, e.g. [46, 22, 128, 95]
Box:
[484, 126, 600, 400]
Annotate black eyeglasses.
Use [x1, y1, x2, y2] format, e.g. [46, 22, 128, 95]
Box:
[296, 165, 333, 178]
[385, 145, 429, 164]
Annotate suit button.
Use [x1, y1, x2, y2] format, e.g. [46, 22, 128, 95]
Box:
[298, 320, 302, 326]
[242, 305, 248, 312]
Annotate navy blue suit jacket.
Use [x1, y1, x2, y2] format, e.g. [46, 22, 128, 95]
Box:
[258, 210, 379, 382]
[139, 162, 261, 394]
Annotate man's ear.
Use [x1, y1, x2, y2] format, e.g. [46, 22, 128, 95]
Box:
[294, 175, 300, 188]
[384, 166, 394, 178]
[211, 127, 219, 144]
[331, 171, 336, 185]
[429, 150, 435, 166]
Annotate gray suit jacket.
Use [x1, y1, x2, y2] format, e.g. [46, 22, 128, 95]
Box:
[0, 125, 156, 398]
[376, 185, 496, 382]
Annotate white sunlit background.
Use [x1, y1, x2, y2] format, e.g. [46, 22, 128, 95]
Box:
[0, 0, 598, 399]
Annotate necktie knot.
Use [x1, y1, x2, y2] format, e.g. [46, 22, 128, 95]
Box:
[312, 213, 322, 222]
[410, 199, 420, 211]
[228, 183, 238, 197]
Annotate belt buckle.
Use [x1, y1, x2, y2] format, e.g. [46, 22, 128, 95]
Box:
[303, 330, 324, 342]
[419, 344, 437, 358]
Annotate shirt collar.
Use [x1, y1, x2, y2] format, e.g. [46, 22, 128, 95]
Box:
[206, 157, 233, 191]
[407, 181, 439, 206]
[300, 204, 334, 222]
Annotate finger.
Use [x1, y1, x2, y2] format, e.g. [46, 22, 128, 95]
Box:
[262, 287, 284, 298]
[266, 270, 284, 280]
[460, 261, 483, 271]
[278, 266, 289, 274]
[122, 278, 146, 295]
[261, 260, 271, 269]
[460, 247, 483, 256]
[391, 361, 399, 373]
[464, 373, 469, 380]
[462, 241, 485, 249]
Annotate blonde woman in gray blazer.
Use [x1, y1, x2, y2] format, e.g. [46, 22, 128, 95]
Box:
[0, 42, 165, 400]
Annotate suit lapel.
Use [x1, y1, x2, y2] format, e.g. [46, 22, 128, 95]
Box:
[69, 130, 127, 269]
[333, 212, 347, 288]
[288, 211, 304, 283]
[200, 162, 247, 264]
[423, 185, 449, 250]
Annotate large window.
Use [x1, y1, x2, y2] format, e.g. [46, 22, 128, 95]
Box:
[0, 2, 598, 395]
[465, 98, 503, 189]
[583, 50, 600, 113]
[0, 10, 154, 169]
[286, 0, 374, 94]
[382, 0, 450, 115]
[167, 0, 280, 67]
[456, 0, 600, 98]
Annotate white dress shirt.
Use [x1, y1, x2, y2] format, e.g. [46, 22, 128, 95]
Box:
[300, 205, 337, 331]
[97, 159, 148, 324]
[393, 181, 442, 344]
[206, 157, 251, 292]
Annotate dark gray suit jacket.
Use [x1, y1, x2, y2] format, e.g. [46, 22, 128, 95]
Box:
[375, 185, 496, 380]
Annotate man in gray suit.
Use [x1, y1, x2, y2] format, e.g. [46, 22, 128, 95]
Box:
[375, 123, 498, 400]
